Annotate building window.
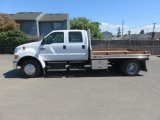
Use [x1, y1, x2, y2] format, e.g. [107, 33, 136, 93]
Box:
[53, 23, 62, 30]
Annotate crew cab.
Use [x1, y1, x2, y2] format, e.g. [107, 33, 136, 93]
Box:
[13, 30, 151, 77]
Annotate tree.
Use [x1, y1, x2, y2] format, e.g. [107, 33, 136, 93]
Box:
[139, 29, 145, 34]
[70, 17, 104, 39]
[0, 12, 20, 31]
[128, 30, 131, 35]
[117, 27, 121, 37]
[0, 13, 31, 54]
[89, 22, 104, 39]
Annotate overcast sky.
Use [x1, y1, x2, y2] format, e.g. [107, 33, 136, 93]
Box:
[0, 0, 160, 35]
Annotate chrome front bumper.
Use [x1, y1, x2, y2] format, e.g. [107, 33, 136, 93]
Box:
[13, 60, 17, 69]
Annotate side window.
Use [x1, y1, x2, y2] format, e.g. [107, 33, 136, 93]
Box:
[44, 32, 64, 44]
[69, 32, 83, 43]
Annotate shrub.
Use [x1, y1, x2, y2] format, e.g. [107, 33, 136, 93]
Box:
[0, 30, 32, 54]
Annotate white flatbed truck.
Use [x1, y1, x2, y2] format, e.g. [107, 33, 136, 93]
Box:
[13, 30, 151, 77]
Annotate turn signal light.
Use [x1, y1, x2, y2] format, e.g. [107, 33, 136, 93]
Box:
[15, 55, 18, 59]
[23, 46, 26, 50]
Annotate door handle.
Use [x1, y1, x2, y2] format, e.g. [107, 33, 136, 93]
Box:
[40, 48, 45, 50]
[63, 45, 66, 49]
[82, 45, 85, 49]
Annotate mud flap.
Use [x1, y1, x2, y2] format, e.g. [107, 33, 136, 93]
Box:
[140, 60, 147, 72]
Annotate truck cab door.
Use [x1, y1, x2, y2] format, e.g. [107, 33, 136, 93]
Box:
[39, 32, 67, 61]
[66, 31, 88, 61]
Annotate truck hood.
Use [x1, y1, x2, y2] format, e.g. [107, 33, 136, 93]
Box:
[14, 41, 42, 54]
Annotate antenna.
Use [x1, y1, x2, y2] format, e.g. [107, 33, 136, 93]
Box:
[122, 20, 124, 36]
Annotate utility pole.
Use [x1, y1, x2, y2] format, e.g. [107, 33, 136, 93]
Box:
[153, 23, 156, 32]
[152, 23, 156, 40]
[122, 20, 124, 36]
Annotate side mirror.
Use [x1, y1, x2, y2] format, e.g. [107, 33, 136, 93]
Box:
[41, 38, 45, 45]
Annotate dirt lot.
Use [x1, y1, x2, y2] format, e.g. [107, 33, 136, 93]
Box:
[0, 55, 160, 120]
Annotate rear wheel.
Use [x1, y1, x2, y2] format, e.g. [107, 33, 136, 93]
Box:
[121, 60, 140, 76]
[21, 60, 41, 77]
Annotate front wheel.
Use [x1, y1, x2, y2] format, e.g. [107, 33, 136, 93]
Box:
[121, 60, 140, 76]
[21, 60, 41, 78]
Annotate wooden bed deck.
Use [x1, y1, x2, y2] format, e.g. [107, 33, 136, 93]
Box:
[92, 48, 151, 55]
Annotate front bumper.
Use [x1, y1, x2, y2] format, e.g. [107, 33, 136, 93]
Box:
[13, 60, 18, 69]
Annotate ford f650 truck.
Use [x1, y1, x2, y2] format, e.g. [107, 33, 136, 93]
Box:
[13, 30, 151, 77]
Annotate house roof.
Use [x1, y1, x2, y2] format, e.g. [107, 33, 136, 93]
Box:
[148, 32, 160, 39]
[123, 34, 138, 40]
[10, 12, 43, 20]
[124, 34, 153, 40]
[130, 34, 139, 39]
[138, 34, 151, 39]
[39, 14, 69, 22]
[102, 31, 112, 35]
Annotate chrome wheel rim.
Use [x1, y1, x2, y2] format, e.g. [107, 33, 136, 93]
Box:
[24, 64, 36, 75]
[127, 63, 138, 74]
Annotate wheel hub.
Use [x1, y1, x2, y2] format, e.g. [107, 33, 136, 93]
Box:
[24, 64, 36, 75]
[127, 63, 138, 74]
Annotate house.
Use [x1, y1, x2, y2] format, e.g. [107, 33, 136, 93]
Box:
[148, 32, 160, 40]
[123, 34, 138, 40]
[138, 34, 152, 40]
[39, 14, 70, 35]
[10, 12, 70, 36]
[123, 34, 152, 40]
[112, 36, 123, 40]
[102, 31, 112, 40]
[10, 12, 44, 36]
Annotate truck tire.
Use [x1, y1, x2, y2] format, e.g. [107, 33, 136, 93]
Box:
[21, 60, 41, 78]
[121, 60, 140, 76]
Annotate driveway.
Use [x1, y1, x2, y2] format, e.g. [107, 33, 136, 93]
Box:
[0, 55, 160, 120]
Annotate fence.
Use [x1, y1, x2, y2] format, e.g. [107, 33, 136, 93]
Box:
[0, 40, 160, 55]
[92, 40, 160, 55]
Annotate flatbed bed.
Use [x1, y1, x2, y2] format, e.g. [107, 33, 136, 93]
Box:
[91, 48, 151, 59]
[92, 48, 150, 55]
